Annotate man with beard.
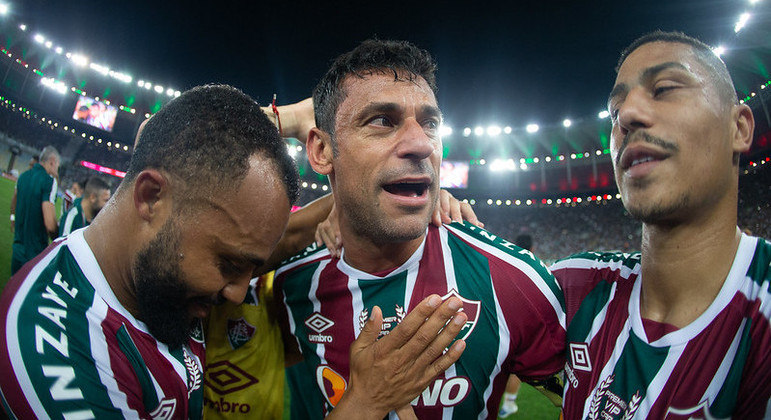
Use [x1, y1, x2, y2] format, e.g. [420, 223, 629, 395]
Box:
[0, 84, 465, 419]
[59, 177, 111, 237]
[276, 39, 565, 419]
[551, 31, 770, 419]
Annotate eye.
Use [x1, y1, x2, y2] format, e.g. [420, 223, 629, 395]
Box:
[368, 116, 393, 127]
[218, 258, 241, 276]
[653, 84, 679, 96]
[423, 119, 439, 134]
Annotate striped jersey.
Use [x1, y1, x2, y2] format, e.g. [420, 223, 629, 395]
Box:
[0, 228, 206, 419]
[551, 233, 771, 419]
[59, 197, 86, 237]
[276, 222, 566, 419]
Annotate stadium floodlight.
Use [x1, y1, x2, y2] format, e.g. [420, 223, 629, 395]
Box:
[0, 4, 7, 15]
[503, 126, 512, 134]
[34, 34, 45, 44]
[735, 12, 750, 33]
[486, 125, 501, 136]
[473, 126, 484, 136]
[562, 118, 572, 128]
[462, 127, 471, 137]
[174, 90, 181, 97]
[138, 80, 145, 87]
[70, 54, 88, 67]
[166, 88, 175, 96]
[479, 158, 486, 165]
[19, 24, 26, 31]
[55, 46, 63, 54]
[123, 146, 129, 151]
[545, 156, 551, 162]
[286, 144, 298, 158]
[533, 157, 539, 163]
[712, 45, 726, 57]
[154, 85, 164, 93]
[598, 110, 610, 119]
[525, 123, 539, 133]
[44, 41, 52, 49]
[439, 124, 452, 137]
[90, 63, 109, 75]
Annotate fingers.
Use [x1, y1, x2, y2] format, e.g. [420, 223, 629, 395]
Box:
[375, 295, 442, 352]
[411, 310, 466, 374]
[315, 221, 342, 257]
[439, 190, 452, 224]
[447, 195, 462, 223]
[351, 306, 383, 353]
[392, 296, 463, 357]
[459, 201, 484, 228]
[426, 338, 466, 380]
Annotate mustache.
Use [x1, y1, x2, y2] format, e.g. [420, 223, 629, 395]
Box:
[379, 160, 437, 184]
[615, 131, 679, 167]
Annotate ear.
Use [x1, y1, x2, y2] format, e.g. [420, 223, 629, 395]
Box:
[731, 103, 755, 156]
[307, 127, 334, 176]
[132, 169, 171, 223]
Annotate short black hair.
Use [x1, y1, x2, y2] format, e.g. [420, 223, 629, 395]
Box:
[124, 84, 299, 204]
[84, 176, 110, 197]
[617, 30, 737, 106]
[313, 39, 438, 136]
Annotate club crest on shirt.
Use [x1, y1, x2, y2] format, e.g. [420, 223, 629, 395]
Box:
[227, 317, 256, 349]
[189, 319, 205, 344]
[441, 289, 481, 341]
[666, 400, 719, 420]
[150, 398, 177, 420]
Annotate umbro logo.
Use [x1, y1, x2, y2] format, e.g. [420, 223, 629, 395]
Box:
[305, 312, 334, 343]
[569, 342, 592, 372]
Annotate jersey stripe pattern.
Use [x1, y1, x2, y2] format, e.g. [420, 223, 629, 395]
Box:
[276, 222, 566, 419]
[0, 229, 206, 419]
[551, 233, 771, 419]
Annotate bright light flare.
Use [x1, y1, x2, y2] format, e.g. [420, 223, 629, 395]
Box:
[34, 34, 45, 44]
[487, 125, 501, 136]
[503, 126, 512, 134]
[474, 126, 484, 136]
[598, 110, 610, 119]
[70, 54, 88, 67]
[0, 5, 10, 15]
[735, 12, 750, 33]
[525, 123, 539, 133]
[154, 85, 164, 93]
[562, 118, 572, 128]
[439, 125, 452, 137]
[462, 127, 471, 137]
[712, 45, 726, 57]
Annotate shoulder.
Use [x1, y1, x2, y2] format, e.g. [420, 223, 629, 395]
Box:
[275, 242, 331, 278]
[550, 251, 641, 275]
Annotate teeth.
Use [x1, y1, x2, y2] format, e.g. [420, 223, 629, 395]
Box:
[631, 156, 654, 167]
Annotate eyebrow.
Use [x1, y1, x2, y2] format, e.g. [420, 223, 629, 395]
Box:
[232, 252, 265, 268]
[607, 61, 691, 109]
[354, 102, 442, 122]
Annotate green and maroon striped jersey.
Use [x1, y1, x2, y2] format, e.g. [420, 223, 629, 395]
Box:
[276, 222, 566, 419]
[552, 233, 771, 419]
[0, 229, 206, 419]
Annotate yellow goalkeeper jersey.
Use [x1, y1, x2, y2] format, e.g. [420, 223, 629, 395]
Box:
[203, 272, 285, 419]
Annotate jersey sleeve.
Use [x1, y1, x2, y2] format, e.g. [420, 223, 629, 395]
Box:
[41, 175, 57, 204]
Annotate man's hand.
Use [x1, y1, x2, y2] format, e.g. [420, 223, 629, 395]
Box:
[432, 189, 483, 228]
[315, 203, 341, 258]
[328, 295, 467, 419]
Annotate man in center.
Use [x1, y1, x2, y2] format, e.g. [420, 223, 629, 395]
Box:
[275, 39, 566, 418]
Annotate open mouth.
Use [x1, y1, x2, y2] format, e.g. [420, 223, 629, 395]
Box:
[382, 181, 429, 198]
[620, 148, 669, 171]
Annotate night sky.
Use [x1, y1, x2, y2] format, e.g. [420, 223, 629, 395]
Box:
[11, 0, 771, 132]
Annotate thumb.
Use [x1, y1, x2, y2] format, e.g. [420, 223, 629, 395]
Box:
[353, 306, 383, 350]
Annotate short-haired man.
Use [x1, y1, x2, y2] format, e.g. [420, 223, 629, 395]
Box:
[11, 145, 60, 274]
[59, 176, 111, 237]
[276, 39, 565, 419]
[552, 31, 770, 418]
[0, 84, 465, 419]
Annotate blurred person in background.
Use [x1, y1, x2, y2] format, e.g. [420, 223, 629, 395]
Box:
[59, 176, 111, 237]
[10, 145, 59, 274]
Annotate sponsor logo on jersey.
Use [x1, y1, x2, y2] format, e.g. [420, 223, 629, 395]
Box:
[204, 360, 259, 395]
[587, 375, 641, 420]
[569, 342, 592, 372]
[316, 365, 347, 407]
[305, 312, 334, 343]
[441, 289, 480, 341]
[149, 398, 177, 420]
[226, 317, 256, 349]
[358, 305, 406, 337]
[411, 376, 471, 407]
[666, 400, 718, 420]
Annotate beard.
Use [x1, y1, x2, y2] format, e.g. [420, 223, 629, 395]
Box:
[624, 189, 691, 225]
[132, 218, 195, 349]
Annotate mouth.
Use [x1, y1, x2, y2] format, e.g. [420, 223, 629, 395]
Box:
[382, 178, 431, 199]
[619, 147, 671, 172]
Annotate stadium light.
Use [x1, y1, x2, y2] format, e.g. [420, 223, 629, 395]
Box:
[562, 118, 572, 128]
[526, 123, 539, 133]
[503, 126, 512, 134]
[712, 45, 726, 57]
[462, 127, 471, 137]
[474, 126, 484, 136]
[166, 88, 175, 96]
[44, 41, 52, 49]
[0, 5, 9, 15]
[735, 12, 750, 33]
[19, 24, 26, 31]
[154, 85, 164, 93]
[487, 125, 501, 136]
[439, 125, 452, 136]
[138, 80, 145, 87]
[34, 34, 45, 44]
[55, 46, 63, 54]
[598, 110, 610, 119]
[70, 54, 88, 67]
[174, 90, 181, 97]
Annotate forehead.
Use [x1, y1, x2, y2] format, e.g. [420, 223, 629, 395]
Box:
[615, 42, 704, 84]
[335, 72, 437, 119]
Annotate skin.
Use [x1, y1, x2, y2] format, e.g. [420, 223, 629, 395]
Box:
[608, 41, 754, 327]
[41, 156, 60, 236]
[86, 153, 291, 323]
[308, 71, 443, 272]
[82, 188, 111, 223]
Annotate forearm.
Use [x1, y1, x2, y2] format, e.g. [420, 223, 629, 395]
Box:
[262, 98, 314, 140]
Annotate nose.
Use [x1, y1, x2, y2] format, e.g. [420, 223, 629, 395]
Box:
[395, 118, 437, 161]
[616, 87, 654, 137]
[220, 275, 251, 304]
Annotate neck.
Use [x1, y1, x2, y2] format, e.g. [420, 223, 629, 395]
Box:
[639, 194, 741, 328]
[340, 224, 426, 274]
[83, 196, 141, 317]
